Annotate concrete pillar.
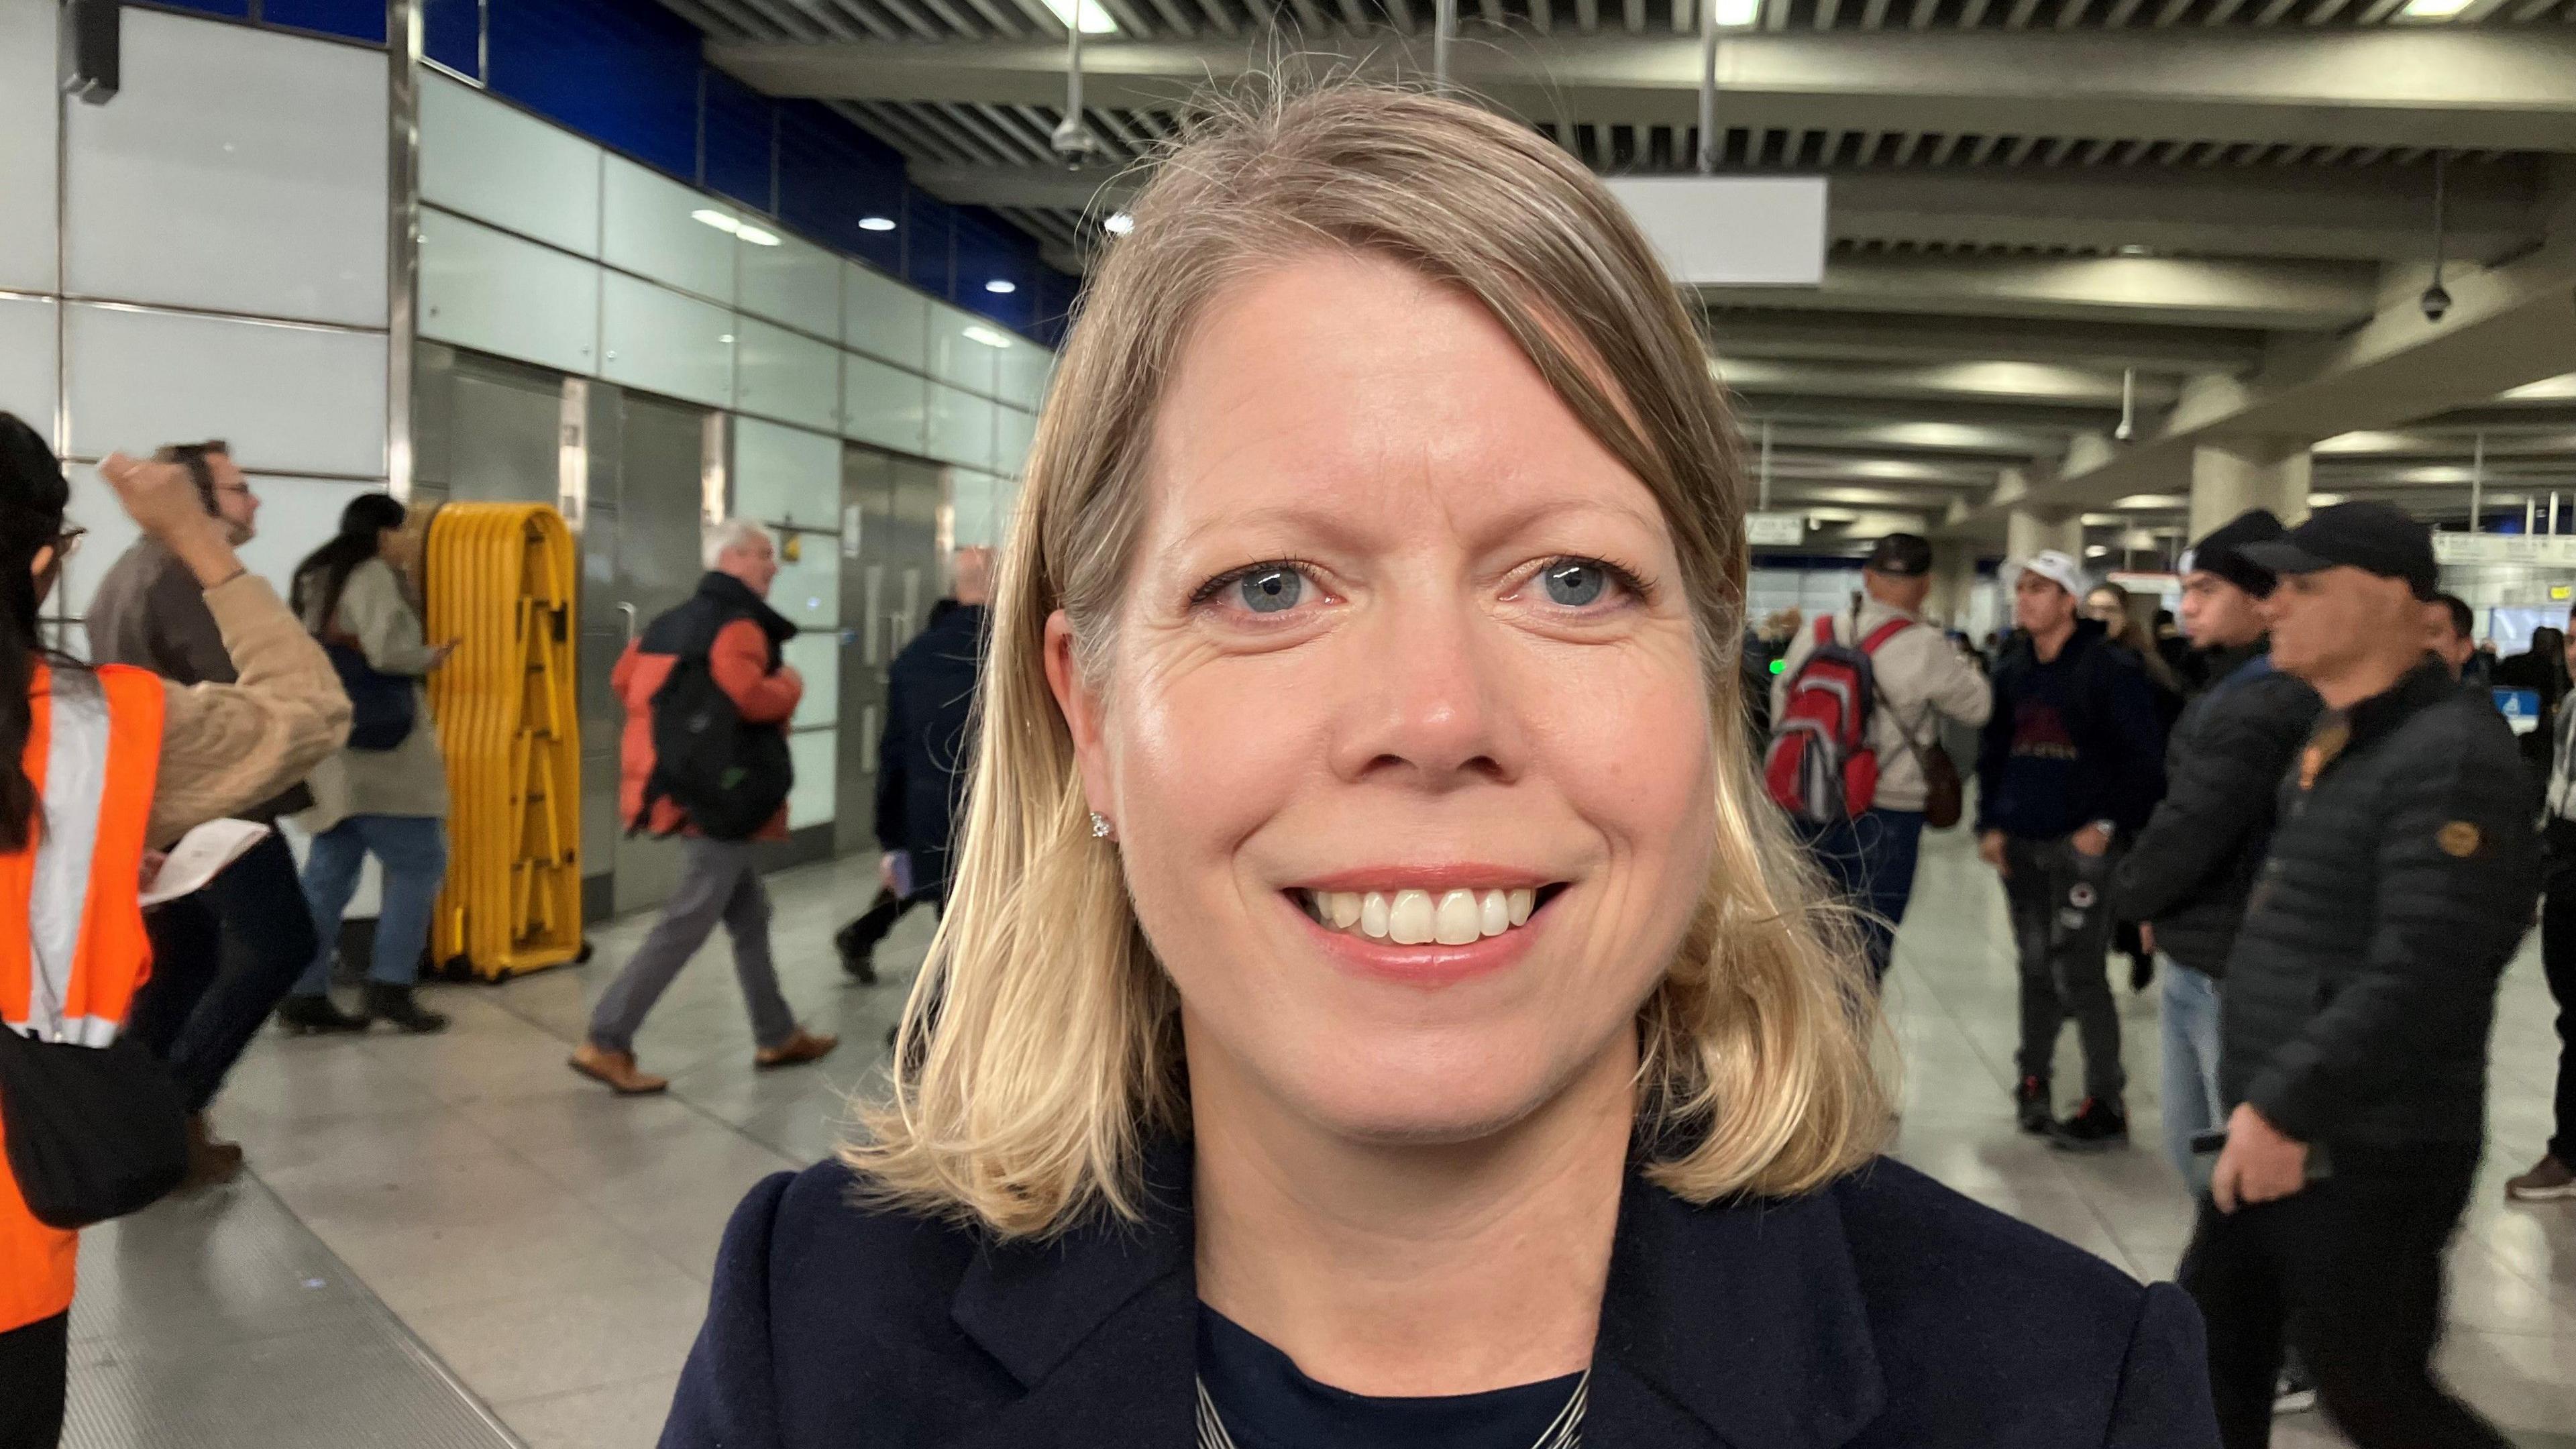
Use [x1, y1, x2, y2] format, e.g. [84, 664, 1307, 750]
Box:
[2005, 508, 2082, 561]
[1925, 540, 1975, 627]
[2189, 442, 2311, 542]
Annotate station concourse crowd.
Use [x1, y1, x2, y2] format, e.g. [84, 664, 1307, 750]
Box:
[7, 2, 2576, 1448]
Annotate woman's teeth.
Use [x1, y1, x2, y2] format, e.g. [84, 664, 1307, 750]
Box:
[1301, 888, 1538, 945]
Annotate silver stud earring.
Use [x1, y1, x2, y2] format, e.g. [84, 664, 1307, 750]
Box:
[1089, 812, 1114, 839]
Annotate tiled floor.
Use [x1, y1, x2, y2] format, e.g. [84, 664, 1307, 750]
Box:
[68, 828, 2576, 1447]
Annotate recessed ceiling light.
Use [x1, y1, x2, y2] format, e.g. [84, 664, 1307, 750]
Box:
[2118, 244, 2152, 257]
[2398, 0, 2473, 16]
[962, 325, 1014, 349]
[2085, 545, 2110, 557]
[735, 223, 781, 247]
[691, 208, 742, 236]
[1104, 212, 1135, 236]
[985, 280, 1017, 294]
[1710, 0, 1761, 23]
[859, 216, 896, 233]
[1039, 0, 1118, 32]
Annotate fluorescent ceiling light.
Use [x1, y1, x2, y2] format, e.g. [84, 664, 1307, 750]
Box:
[985, 280, 1017, 294]
[2118, 244, 2152, 257]
[691, 208, 741, 235]
[1710, 0, 1762, 23]
[2398, 0, 2473, 15]
[2084, 545, 2110, 557]
[735, 223, 781, 247]
[1104, 212, 1135, 236]
[962, 325, 1014, 349]
[2307, 492, 2347, 507]
[859, 216, 897, 233]
[1040, 0, 1118, 32]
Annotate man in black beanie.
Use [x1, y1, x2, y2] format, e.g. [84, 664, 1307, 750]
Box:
[2113, 510, 2322, 1185]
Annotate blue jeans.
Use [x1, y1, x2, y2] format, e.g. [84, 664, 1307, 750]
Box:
[1800, 808, 1927, 983]
[2160, 953, 2224, 1183]
[295, 816, 448, 992]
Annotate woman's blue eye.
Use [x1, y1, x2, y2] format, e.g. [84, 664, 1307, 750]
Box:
[1237, 568, 1303, 613]
[1542, 561, 1607, 608]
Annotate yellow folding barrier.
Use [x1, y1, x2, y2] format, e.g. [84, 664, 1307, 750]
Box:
[419, 502, 584, 981]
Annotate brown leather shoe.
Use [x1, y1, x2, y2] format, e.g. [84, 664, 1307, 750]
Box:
[568, 1043, 669, 1095]
[754, 1027, 839, 1071]
[179, 1113, 245, 1192]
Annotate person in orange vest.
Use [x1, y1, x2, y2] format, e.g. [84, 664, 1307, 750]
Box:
[0, 414, 351, 1449]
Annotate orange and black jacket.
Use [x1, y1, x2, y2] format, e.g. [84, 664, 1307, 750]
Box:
[613, 572, 802, 842]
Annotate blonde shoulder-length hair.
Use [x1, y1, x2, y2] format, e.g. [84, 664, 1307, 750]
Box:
[849, 81, 1889, 1239]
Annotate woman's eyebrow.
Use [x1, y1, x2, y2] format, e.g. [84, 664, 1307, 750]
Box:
[1165, 496, 1662, 559]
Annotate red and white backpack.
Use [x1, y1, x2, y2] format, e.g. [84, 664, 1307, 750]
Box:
[1763, 615, 1913, 824]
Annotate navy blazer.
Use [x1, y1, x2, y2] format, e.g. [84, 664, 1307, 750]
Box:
[661, 1150, 2218, 1448]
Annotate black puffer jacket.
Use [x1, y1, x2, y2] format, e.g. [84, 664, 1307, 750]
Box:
[2221, 659, 2541, 1150]
[2111, 642, 2322, 979]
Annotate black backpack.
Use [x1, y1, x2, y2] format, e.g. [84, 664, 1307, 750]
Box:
[636, 635, 794, 842]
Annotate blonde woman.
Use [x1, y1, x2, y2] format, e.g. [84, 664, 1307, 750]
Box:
[664, 88, 2217, 1449]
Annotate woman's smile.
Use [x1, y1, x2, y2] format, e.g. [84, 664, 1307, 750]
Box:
[1275, 866, 1571, 987]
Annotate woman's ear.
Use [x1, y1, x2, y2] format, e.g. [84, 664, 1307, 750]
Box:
[28, 544, 56, 606]
[1042, 610, 1112, 818]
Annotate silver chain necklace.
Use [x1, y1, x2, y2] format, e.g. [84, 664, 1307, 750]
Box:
[1193, 1368, 1589, 1449]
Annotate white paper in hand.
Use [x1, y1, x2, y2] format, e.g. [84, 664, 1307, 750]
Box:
[140, 819, 272, 907]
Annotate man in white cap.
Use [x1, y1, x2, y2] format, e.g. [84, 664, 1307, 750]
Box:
[1976, 549, 2168, 1150]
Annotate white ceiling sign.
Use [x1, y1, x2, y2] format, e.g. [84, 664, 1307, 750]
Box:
[1745, 511, 1807, 546]
[2434, 532, 2576, 567]
[1601, 176, 1829, 288]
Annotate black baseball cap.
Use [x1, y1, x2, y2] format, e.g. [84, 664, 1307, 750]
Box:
[2241, 501, 2438, 602]
[2180, 508, 2286, 599]
[1864, 533, 1933, 578]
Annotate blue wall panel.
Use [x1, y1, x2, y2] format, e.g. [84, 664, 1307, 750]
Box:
[264, 0, 386, 41]
[902, 186, 957, 303]
[955, 210, 1036, 333]
[422, 0, 479, 73]
[702, 70, 775, 212]
[486, 0, 700, 180]
[777, 101, 907, 275]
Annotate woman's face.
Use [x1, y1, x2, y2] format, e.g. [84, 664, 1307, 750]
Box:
[2084, 588, 2125, 630]
[1051, 251, 1717, 1147]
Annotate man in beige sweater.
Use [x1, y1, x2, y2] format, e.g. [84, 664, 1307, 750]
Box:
[88, 441, 322, 1186]
[1771, 533, 1994, 982]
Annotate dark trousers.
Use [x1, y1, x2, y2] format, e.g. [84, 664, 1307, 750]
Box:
[0, 1311, 68, 1449]
[2540, 820, 2576, 1163]
[1799, 808, 1927, 984]
[122, 833, 319, 1114]
[2001, 835, 2125, 1101]
[2180, 1145, 2504, 1449]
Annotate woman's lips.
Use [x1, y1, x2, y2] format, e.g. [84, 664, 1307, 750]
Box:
[1281, 884, 1560, 988]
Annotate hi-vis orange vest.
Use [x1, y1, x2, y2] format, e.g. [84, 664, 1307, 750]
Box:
[0, 663, 164, 1334]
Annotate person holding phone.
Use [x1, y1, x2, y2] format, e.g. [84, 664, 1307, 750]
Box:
[278, 494, 458, 1036]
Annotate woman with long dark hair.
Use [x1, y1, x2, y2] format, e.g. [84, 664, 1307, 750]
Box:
[278, 494, 455, 1035]
[0, 412, 348, 1447]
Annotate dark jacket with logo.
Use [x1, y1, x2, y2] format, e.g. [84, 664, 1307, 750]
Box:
[660, 1148, 2217, 1449]
[2221, 659, 2541, 1150]
[1975, 619, 2167, 841]
[614, 572, 802, 841]
[875, 600, 985, 896]
[2110, 641, 2322, 979]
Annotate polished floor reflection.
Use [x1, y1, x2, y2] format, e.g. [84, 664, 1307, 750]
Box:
[66, 833, 2576, 1448]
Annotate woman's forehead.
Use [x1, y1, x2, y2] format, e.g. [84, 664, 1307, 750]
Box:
[1140, 254, 1670, 552]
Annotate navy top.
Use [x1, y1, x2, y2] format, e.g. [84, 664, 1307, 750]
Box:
[1197, 1306, 1585, 1449]
[658, 1146, 2220, 1448]
[1976, 619, 2169, 839]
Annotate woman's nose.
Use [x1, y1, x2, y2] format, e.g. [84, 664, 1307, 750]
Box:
[1333, 603, 1518, 787]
